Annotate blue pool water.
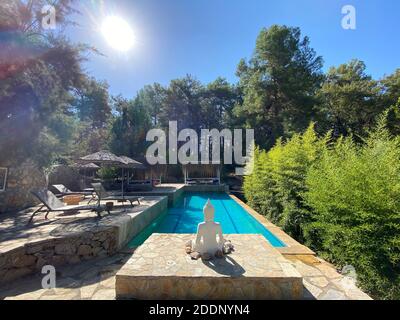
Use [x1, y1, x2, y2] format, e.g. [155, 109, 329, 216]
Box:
[128, 192, 286, 248]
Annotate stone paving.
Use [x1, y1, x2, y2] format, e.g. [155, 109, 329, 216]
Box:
[0, 196, 167, 285]
[116, 234, 303, 300]
[285, 254, 371, 300]
[0, 188, 372, 300]
[0, 197, 163, 252]
[0, 239, 371, 300]
[0, 251, 133, 300]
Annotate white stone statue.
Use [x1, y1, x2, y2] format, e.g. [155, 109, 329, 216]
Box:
[192, 199, 224, 256]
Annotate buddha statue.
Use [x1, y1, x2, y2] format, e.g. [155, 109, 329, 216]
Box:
[192, 199, 224, 256]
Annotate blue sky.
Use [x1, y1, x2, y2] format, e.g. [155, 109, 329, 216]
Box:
[66, 0, 400, 98]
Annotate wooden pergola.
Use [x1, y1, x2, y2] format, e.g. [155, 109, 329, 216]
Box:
[182, 163, 221, 185]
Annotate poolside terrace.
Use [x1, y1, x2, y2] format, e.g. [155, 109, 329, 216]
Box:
[0, 241, 371, 300]
[0, 194, 168, 285]
[0, 184, 371, 300]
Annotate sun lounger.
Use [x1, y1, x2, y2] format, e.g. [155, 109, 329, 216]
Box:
[126, 180, 153, 191]
[91, 183, 142, 207]
[29, 189, 108, 223]
[51, 184, 97, 203]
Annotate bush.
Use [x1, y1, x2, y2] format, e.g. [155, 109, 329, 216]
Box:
[98, 167, 119, 180]
[244, 123, 325, 241]
[245, 115, 400, 299]
[304, 116, 400, 299]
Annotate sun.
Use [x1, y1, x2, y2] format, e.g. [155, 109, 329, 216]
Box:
[101, 16, 135, 52]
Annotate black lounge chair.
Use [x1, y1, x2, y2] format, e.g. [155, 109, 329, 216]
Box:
[91, 183, 142, 207]
[126, 180, 153, 191]
[52, 184, 97, 203]
[29, 189, 108, 224]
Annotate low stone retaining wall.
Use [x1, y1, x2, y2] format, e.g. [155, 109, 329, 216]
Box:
[0, 228, 118, 285]
[116, 234, 303, 300]
[0, 196, 168, 285]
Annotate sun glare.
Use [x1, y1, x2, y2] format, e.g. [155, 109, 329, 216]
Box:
[101, 16, 135, 52]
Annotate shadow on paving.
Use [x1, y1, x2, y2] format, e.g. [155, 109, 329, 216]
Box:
[202, 255, 246, 276]
[0, 203, 151, 243]
[0, 252, 132, 300]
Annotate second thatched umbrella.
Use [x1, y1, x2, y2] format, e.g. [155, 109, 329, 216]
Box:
[118, 156, 146, 169]
[72, 162, 100, 187]
[72, 162, 100, 170]
[80, 150, 129, 197]
[118, 155, 146, 186]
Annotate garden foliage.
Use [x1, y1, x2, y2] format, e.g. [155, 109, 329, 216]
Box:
[244, 116, 400, 299]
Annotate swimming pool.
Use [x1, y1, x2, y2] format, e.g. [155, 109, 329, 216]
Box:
[128, 192, 286, 248]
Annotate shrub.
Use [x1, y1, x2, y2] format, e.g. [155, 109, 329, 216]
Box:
[98, 167, 119, 180]
[244, 123, 325, 241]
[245, 115, 400, 299]
[304, 116, 400, 299]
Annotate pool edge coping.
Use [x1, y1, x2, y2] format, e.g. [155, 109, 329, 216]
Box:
[228, 194, 315, 256]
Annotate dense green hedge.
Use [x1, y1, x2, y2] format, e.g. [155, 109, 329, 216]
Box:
[244, 123, 327, 241]
[244, 117, 400, 299]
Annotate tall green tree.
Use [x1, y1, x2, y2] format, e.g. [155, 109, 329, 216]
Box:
[159, 75, 204, 132]
[381, 69, 400, 107]
[200, 77, 240, 129]
[381, 69, 400, 136]
[386, 99, 400, 136]
[74, 78, 111, 128]
[136, 83, 165, 127]
[157, 75, 239, 132]
[110, 96, 152, 157]
[0, 0, 85, 167]
[317, 60, 383, 138]
[70, 78, 112, 157]
[234, 25, 323, 149]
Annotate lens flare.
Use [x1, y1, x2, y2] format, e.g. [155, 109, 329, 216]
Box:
[101, 16, 135, 52]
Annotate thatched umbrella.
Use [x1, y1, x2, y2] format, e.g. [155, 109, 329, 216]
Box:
[79, 152, 146, 196]
[80, 151, 128, 166]
[80, 150, 129, 197]
[72, 163, 100, 186]
[118, 156, 146, 184]
[72, 162, 100, 169]
[119, 156, 146, 169]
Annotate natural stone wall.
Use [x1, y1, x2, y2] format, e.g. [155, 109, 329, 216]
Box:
[0, 196, 168, 285]
[0, 160, 46, 214]
[116, 234, 303, 300]
[0, 228, 118, 285]
[48, 165, 85, 192]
